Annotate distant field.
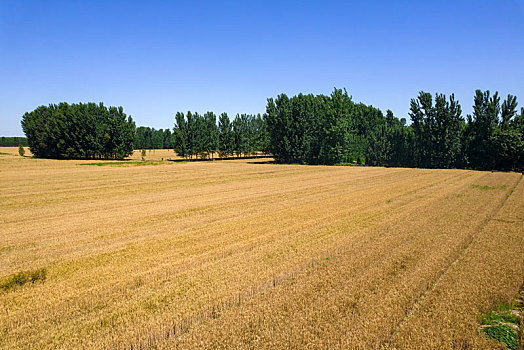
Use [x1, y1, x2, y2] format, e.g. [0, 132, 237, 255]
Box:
[128, 148, 179, 161]
[1, 147, 523, 349]
[0, 146, 177, 161]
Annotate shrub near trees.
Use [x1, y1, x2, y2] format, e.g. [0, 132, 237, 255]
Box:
[21, 102, 135, 159]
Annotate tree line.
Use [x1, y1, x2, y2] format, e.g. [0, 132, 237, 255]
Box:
[18, 89, 523, 169]
[263, 88, 523, 170]
[21, 102, 135, 159]
[135, 127, 173, 150]
[0, 136, 28, 147]
[173, 112, 269, 159]
[265, 89, 386, 165]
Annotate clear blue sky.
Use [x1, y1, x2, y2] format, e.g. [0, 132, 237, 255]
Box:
[1, 0, 523, 136]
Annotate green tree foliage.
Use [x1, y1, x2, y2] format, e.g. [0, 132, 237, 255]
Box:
[464, 90, 501, 169]
[218, 113, 234, 157]
[21, 103, 135, 159]
[0, 137, 29, 147]
[409, 92, 464, 168]
[232, 114, 252, 156]
[18, 144, 25, 157]
[173, 111, 267, 159]
[21, 89, 521, 169]
[253, 114, 270, 154]
[173, 111, 215, 159]
[384, 112, 415, 167]
[186, 111, 197, 158]
[135, 127, 173, 149]
[173, 112, 189, 158]
[352, 102, 388, 165]
[265, 88, 393, 165]
[266, 93, 328, 164]
[318, 89, 353, 164]
[463, 91, 523, 170]
[265, 88, 521, 170]
[202, 112, 218, 159]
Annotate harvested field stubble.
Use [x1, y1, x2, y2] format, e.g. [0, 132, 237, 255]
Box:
[1, 148, 523, 349]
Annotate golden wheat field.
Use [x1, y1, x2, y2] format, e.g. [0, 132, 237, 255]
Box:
[1, 147, 523, 349]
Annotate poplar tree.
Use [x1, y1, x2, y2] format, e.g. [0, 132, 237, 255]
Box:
[218, 112, 234, 157]
[409, 92, 464, 168]
[464, 90, 501, 169]
[203, 112, 218, 159]
[173, 112, 188, 158]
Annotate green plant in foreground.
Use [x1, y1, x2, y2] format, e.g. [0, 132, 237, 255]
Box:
[480, 301, 521, 349]
[472, 184, 507, 190]
[18, 144, 25, 157]
[0, 268, 47, 291]
[482, 324, 518, 349]
[481, 310, 520, 325]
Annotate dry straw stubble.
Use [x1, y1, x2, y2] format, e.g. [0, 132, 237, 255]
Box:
[0, 147, 523, 349]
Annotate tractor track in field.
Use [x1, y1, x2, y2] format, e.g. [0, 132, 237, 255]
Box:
[380, 173, 523, 349]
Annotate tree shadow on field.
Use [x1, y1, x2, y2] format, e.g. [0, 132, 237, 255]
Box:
[246, 160, 277, 165]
